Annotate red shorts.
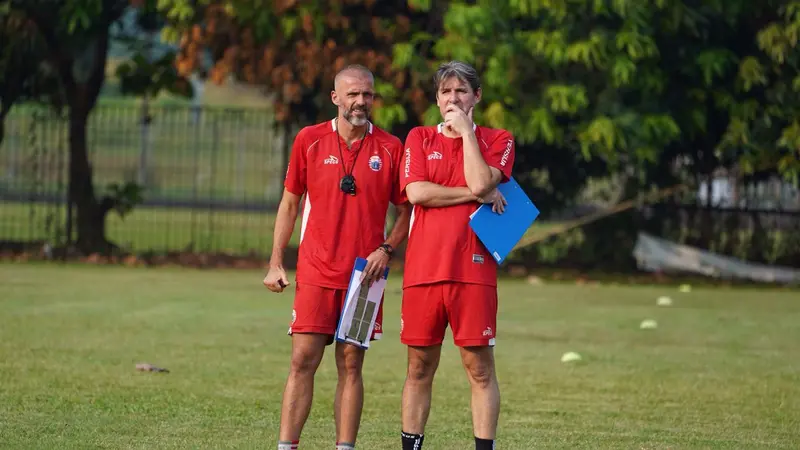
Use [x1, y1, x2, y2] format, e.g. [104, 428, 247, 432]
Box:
[288, 283, 383, 343]
[401, 281, 497, 347]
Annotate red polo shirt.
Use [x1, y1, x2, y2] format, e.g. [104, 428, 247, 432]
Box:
[285, 119, 405, 289]
[400, 123, 515, 288]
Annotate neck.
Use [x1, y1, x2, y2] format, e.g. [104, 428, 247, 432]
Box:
[441, 127, 461, 139]
[337, 117, 367, 145]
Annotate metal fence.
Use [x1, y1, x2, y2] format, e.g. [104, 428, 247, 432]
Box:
[0, 103, 288, 256]
[2, 103, 798, 267]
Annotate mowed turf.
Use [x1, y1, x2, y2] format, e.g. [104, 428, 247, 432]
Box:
[1, 263, 799, 449]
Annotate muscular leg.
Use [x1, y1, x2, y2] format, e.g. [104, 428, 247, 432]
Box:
[402, 345, 442, 434]
[278, 333, 329, 442]
[459, 346, 500, 440]
[334, 341, 366, 445]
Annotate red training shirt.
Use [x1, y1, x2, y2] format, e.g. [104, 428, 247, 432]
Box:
[285, 119, 406, 289]
[400, 123, 516, 288]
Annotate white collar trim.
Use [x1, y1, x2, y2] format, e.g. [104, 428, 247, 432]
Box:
[437, 123, 477, 133]
[332, 118, 373, 134]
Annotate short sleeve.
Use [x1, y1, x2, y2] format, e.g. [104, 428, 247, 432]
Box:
[400, 128, 428, 192]
[485, 130, 515, 182]
[390, 137, 408, 205]
[284, 128, 308, 195]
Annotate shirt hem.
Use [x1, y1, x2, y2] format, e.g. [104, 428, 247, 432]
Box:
[402, 277, 497, 289]
[296, 278, 350, 291]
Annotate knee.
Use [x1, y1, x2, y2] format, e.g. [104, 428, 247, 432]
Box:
[336, 344, 364, 381]
[465, 362, 495, 389]
[407, 358, 436, 385]
[337, 355, 363, 381]
[290, 350, 322, 376]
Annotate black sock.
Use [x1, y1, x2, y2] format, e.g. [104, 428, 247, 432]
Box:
[401, 431, 424, 450]
[475, 437, 494, 450]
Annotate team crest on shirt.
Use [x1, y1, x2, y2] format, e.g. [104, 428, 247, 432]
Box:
[368, 155, 382, 171]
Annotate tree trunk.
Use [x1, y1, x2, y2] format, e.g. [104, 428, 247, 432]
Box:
[0, 105, 10, 147]
[62, 29, 116, 255]
[68, 107, 111, 254]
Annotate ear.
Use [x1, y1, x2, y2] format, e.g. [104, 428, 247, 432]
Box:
[331, 90, 339, 106]
[474, 87, 482, 104]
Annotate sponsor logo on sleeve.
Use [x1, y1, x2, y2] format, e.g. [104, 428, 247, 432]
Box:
[404, 148, 411, 178]
[500, 139, 512, 167]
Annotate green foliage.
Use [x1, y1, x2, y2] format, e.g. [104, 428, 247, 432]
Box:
[392, 0, 799, 188]
[371, 80, 407, 130]
[116, 52, 192, 98]
[104, 181, 144, 219]
[113, 1, 190, 99]
[2, 0, 128, 99]
[533, 229, 586, 264]
[62, 0, 103, 33]
[0, 8, 63, 124]
[398, 0, 686, 173]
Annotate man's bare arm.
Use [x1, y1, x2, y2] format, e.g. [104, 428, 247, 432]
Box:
[461, 134, 496, 199]
[384, 202, 412, 248]
[486, 167, 503, 187]
[269, 188, 303, 269]
[405, 181, 479, 207]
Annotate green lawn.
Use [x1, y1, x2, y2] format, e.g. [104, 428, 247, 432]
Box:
[1, 263, 799, 449]
[0, 202, 301, 254]
[0, 201, 563, 256]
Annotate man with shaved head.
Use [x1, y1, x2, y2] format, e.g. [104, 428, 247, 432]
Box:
[263, 64, 411, 450]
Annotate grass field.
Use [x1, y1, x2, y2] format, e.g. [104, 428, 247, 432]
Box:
[0, 201, 301, 254]
[2, 263, 799, 449]
[0, 201, 563, 256]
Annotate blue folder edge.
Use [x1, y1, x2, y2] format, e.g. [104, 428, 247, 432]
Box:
[468, 177, 540, 265]
[334, 257, 390, 349]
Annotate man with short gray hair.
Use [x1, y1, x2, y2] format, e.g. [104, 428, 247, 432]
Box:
[398, 60, 515, 450]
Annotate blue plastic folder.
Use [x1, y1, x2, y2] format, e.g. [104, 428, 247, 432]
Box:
[469, 177, 540, 264]
[335, 258, 390, 350]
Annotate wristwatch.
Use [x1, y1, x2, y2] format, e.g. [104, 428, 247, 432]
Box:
[379, 243, 394, 258]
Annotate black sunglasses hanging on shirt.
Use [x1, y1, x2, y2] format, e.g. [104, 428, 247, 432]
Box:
[335, 118, 368, 196]
[340, 174, 356, 195]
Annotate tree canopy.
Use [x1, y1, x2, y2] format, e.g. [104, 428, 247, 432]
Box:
[158, 0, 799, 207]
[0, 7, 62, 142]
[393, 0, 800, 184]
[159, 0, 435, 129]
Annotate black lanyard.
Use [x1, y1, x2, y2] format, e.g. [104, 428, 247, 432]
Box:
[335, 119, 368, 195]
